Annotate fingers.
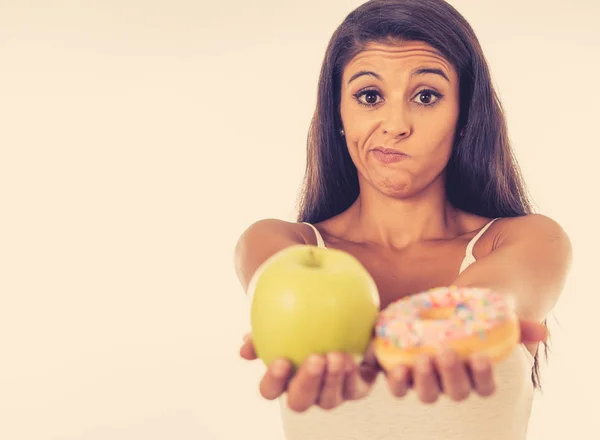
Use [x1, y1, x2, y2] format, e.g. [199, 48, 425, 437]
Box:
[361, 341, 379, 371]
[285, 353, 374, 412]
[286, 355, 326, 412]
[468, 353, 496, 397]
[243, 333, 291, 401]
[385, 348, 498, 403]
[343, 355, 374, 401]
[435, 348, 471, 402]
[316, 352, 347, 409]
[255, 350, 377, 412]
[239, 333, 257, 360]
[412, 354, 441, 403]
[386, 364, 411, 398]
[259, 358, 293, 400]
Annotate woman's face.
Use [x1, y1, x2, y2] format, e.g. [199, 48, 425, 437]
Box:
[339, 40, 461, 199]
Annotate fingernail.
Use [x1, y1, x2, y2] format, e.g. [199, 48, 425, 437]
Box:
[308, 356, 325, 375]
[273, 360, 288, 378]
[391, 365, 407, 381]
[327, 354, 343, 373]
[417, 355, 432, 373]
[437, 348, 455, 365]
[471, 353, 488, 371]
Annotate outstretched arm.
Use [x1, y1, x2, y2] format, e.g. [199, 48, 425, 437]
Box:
[382, 214, 572, 403]
[452, 214, 573, 323]
[234, 218, 305, 293]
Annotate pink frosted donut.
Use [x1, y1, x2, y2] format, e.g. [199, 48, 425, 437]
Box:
[373, 286, 520, 370]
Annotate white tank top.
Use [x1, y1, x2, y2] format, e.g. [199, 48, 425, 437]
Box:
[278, 219, 535, 440]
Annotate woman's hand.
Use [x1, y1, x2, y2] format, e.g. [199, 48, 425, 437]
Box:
[383, 319, 548, 403]
[240, 333, 380, 412]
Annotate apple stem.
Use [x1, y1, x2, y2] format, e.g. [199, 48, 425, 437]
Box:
[304, 248, 321, 268]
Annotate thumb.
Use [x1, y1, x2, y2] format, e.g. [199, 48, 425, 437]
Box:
[358, 341, 380, 383]
[240, 332, 258, 360]
[519, 319, 548, 343]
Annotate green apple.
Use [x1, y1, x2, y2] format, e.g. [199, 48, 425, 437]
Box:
[248, 244, 380, 370]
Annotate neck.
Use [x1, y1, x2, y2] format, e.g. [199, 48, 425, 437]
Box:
[347, 177, 461, 248]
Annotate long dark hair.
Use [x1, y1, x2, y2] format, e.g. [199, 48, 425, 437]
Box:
[295, 0, 548, 389]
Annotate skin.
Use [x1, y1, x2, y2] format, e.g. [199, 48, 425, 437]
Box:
[235, 41, 572, 412]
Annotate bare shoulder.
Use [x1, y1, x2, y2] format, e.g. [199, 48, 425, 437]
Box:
[454, 213, 572, 322]
[233, 218, 318, 293]
[494, 214, 572, 251]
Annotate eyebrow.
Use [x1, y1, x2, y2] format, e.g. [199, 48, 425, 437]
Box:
[347, 67, 450, 84]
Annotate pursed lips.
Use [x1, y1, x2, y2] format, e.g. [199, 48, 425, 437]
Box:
[370, 147, 409, 164]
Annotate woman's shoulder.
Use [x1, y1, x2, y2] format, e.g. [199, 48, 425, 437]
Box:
[233, 218, 324, 291]
[237, 218, 323, 246]
[462, 213, 571, 259]
[495, 214, 571, 247]
[459, 212, 563, 234]
[480, 213, 567, 238]
[456, 212, 571, 263]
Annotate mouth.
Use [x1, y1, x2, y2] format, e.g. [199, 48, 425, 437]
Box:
[371, 147, 409, 164]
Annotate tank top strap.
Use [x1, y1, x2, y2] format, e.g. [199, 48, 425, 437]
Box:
[459, 218, 500, 274]
[302, 222, 326, 248]
[465, 218, 499, 255]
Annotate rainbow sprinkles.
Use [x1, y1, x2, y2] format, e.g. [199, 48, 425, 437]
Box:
[375, 286, 517, 349]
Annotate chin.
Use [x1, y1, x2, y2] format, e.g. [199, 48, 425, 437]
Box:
[378, 179, 415, 199]
[359, 169, 427, 199]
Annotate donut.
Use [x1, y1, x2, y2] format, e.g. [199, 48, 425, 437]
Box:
[373, 285, 521, 371]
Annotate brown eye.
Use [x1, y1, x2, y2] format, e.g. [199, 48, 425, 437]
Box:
[413, 90, 442, 106]
[354, 89, 383, 107]
[363, 91, 379, 104]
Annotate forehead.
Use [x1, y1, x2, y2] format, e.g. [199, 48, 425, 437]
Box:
[342, 41, 456, 81]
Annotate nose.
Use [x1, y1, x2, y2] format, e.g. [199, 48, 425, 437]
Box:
[381, 100, 411, 139]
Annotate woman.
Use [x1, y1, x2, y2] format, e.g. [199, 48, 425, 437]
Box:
[234, 0, 572, 438]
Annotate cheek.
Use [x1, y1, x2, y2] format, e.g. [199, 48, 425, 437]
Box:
[340, 117, 368, 165]
[426, 137, 454, 158]
[344, 135, 363, 169]
[419, 141, 453, 175]
[343, 122, 377, 168]
[417, 123, 457, 163]
[420, 114, 457, 145]
[340, 98, 373, 139]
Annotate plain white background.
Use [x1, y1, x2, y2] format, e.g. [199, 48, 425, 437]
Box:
[1, 0, 598, 439]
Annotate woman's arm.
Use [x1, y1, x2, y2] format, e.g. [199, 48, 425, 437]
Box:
[452, 214, 573, 322]
[380, 214, 571, 404]
[233, 218, 306, 293]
